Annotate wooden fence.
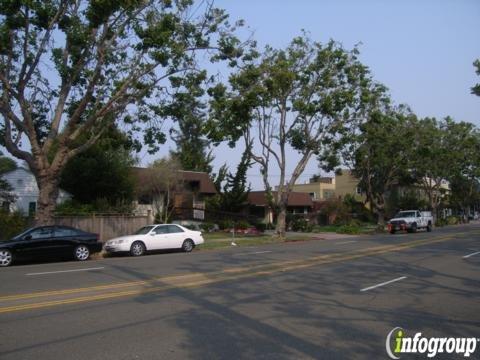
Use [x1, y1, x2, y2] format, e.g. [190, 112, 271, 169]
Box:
[54, 214, 153, 242]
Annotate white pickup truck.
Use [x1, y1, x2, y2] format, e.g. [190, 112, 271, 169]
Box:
[387, 210, 433, 234]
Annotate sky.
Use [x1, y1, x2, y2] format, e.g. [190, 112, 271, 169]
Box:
[145, 0, 479, 190]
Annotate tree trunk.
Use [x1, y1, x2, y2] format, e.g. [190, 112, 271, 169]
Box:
[377, 210, 385, 227]
[275, 204, 287, 239]
[430, 199, 438, 225]
[35, 175, 61, 226]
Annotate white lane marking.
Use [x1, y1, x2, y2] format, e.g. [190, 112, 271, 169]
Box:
[26, 267, 105, 276]
[360, 276, 407, 292]
[233, 251, 273, 256]
[463, 251, 480, 259]
[336, 240, 358, 245]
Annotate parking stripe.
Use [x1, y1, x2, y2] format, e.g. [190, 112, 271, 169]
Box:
[463, 251, 480, 259]
[360, 276, 407, 292]
[26, 267, 105, 276]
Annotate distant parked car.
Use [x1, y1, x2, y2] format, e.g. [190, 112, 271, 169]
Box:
[104, 224, 204, 256]
[0, 226, 102, 267]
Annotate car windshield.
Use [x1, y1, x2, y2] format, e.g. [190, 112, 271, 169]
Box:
[11, 228, 34, 240]
[395, 211, 416, 218]
[134, 226, 155, 235]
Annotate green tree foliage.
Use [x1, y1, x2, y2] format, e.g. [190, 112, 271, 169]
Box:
[206, 34, 375, 237]
[472, 59, 480, 97]
[352, 109, 418, 226]
[0, 153, 17, 174]
[206, 147, 252, 215]
[0, 152, 17, 202]
[59, 125, 136, 207]
[411, 117, 477, 220]
[166, 72, 214, 173]
[0, 0, 246, 224]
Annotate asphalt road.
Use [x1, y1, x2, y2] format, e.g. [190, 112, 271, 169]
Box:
[0, 224, 479, 359]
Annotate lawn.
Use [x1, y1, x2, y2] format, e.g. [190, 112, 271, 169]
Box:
[199, 232, 315, 250]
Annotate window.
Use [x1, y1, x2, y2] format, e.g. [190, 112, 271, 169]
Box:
[138, 194, 153, 205]
[323, 190, 334, 199]
[54, 227, 80, 237]
[153, 226, 169, 234]
[28, 202, 36, 217]
[135, 226, 155, 235]
[167, 225, 184, 234]
[29, 227, 53, 239]
[17, 179, 23, 186]
[355, 187, 362, 195]
[309, 192, 317, 200]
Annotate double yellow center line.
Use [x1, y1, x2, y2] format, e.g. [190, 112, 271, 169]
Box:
[0, 233, 469, 314]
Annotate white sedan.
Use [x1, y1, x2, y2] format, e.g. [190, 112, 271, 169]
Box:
[104, 224, 204, 256]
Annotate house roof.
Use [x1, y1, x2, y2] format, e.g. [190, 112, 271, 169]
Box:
[248, 191, 313, 207]
[131, 167, 217, 194]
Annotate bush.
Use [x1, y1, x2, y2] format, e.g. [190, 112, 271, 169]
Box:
[55, 199, 134, 215]
[235, 220, 250, 230]
[254, 223, 267, 232]
[200, 222, 215, 232]
[218, 219, 234, 230]
[446, 216, 459, 225]
[0, 211, 28, 241]
[336, 224, 361, 234]
[290, 216, 309, 232]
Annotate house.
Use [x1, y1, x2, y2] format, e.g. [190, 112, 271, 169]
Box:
[334, 170, 367, 202]
[291, 176, 336, 201]
[131, 167, 217, 221]
[0, 168, 71, 216]
[247, 191, 313, 224]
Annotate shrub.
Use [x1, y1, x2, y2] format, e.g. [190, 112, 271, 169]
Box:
[290, 216, 309, 232]
[336, 224, 361, 234]
[254, 223, 267, 232]
[218, 219, 234, 230]
[0, 211, 28, 241]
[446, 216, 459, 225]
[200, 222, 215, 232]
[235, 220, 250, 230]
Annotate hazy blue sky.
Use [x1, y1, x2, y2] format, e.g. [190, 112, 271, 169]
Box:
[186, 0, 479, 189]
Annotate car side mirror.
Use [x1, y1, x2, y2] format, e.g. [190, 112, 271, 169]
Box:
[24, 235, 32, 241]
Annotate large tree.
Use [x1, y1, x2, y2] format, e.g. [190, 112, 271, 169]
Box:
[167, 72, 214, 173]
[350, 108, 418, 226]
[207, 35, 375, 237]
[411, 117, 472, 222]
[59, 124, 136, 206]
[0, 0, 245, 225]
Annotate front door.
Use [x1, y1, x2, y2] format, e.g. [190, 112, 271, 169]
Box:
[16, 227, 54, 259]
[147, 225, 171, 250]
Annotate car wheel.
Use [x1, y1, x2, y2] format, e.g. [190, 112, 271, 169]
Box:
[130, 241, 146, 257]
[74, 245, 90, 261]
[182, 239, 194, 253]
[427, 223, 432, 232]
[0, 249, 13, 267]
[390, 230, 396, 234]
[411, 223, 417, 233]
